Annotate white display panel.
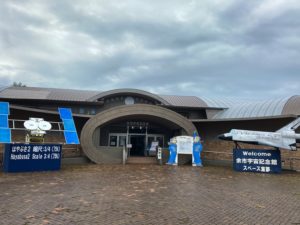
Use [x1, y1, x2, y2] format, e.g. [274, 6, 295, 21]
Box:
[176, 136, 193, 154]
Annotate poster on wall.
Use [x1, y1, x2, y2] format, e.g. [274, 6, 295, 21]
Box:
[3, 143, 62, 172]
[233, 149, 281, 173]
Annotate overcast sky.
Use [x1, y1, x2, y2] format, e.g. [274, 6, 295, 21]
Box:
[1, 0, 300, 98]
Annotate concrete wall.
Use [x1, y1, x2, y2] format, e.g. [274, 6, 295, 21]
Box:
[92, 146, 123, 164]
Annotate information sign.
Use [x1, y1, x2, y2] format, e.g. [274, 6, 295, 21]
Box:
[233, 149, 281, 173]
[176, 136, 193, 154]
[3, 143, 62, 172]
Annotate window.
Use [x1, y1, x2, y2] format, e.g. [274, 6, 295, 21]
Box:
[79, 108, 85, 114]
[119, 136, 126, 147]
[90, 108, 96, 115]
[147, 136, 155, 149]
[109, 136, 117, 147]
[156, 136, 163, 147]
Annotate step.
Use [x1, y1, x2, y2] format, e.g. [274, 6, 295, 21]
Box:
[127, 156, 157, 164]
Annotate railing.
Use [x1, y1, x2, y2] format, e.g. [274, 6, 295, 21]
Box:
[62, 145, 82, 158]
[202, 150, 233, 155]
[8, 119, 63, 132]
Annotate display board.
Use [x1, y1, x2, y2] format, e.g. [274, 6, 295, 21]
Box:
[176, 136, 193, 154]
[3, 143, 62, 172]
[233, 149, 281, 173]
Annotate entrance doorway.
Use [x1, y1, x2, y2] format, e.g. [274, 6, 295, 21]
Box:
[108, 133, 164, 157]
[130, 135, 146, 156]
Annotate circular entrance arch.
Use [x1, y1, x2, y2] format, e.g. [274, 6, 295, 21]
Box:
[80, 104, 196, 164]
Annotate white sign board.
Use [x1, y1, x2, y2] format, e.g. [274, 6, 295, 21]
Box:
[176, 136, 193, 154]
[157, 147, 162, 160]
[150, 141, 159, 152]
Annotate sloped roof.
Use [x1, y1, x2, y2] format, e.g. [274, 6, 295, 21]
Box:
[282, 95, 300, 116]
[159, 95, 208, 108]
[0, 86, 210, 107]
[211, 96, 299, 119]
[0, 86, 299, 119]
[0, 86, 8, 92]
[0, 86, 99, 102]
[200, 97, 247, 108]
[88, 88, 170, 105]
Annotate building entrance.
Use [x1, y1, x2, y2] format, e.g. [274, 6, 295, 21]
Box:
[130, 135, 146, 156]
[106, 121, 168, 157]
[108, 132, 165, 157]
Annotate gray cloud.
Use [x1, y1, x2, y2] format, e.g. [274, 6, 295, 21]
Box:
[0, 0, 300, 98]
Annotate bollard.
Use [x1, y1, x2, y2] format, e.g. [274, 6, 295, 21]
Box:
[157, 147, 162, 165]
[122, 146, 126, 165]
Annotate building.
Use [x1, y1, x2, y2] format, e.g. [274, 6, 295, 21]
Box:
[0, 86, 299, 170]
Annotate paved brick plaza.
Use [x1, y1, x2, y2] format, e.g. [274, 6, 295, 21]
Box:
[0, 164, 299, 225]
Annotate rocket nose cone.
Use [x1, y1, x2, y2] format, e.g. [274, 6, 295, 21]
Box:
[218, 134, 232, 141]
[218, 134, 226, 140]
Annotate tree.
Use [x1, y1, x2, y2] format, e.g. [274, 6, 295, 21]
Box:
[12, 82, 26, 87]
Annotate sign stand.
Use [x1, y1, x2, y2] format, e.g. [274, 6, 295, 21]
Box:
[0, 103, 80, 173]
[3, 143, 62, 172]
[233, 148, 282, 173]
[167, 132, 203, 167]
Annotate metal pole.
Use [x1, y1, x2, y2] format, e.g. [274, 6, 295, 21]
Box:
[126, 124, 130, 157]
[145, 125, 148, 156]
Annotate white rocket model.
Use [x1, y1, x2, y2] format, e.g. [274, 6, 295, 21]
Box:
[218, 117, 300, 151]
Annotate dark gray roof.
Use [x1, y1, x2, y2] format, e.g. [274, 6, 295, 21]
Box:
[159, 95, 208, 108]
[88, 88, 170, 105]
[0, 86, 210, 107]
[46, 88, 99, 101]
[212, 97, 292, 119]
[0, 86, 9, 92]
[0, 86, 299, 119]
[0, 86, 99, 102]
[200, 97, 247, 108]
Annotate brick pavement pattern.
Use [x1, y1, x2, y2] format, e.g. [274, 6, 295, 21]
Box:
[0, 164, 299, 225]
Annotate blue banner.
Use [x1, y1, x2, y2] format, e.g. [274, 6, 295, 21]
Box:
[3, 144, 62, 172]
[233, 149, 281, 173]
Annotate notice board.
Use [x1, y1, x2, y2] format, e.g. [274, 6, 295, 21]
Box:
[3, 143, 62, 172]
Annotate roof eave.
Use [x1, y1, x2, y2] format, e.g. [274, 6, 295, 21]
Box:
[9, 104, 92, 118]
[0, 98, 104, 106]
[190, 114, 298, 122]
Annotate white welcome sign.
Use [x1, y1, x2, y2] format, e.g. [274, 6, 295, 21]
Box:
[176, 136, 193, 154]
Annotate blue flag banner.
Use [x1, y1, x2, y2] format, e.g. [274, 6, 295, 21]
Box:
[3, 143, 62, 172]
[233, 149, 281, 173]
